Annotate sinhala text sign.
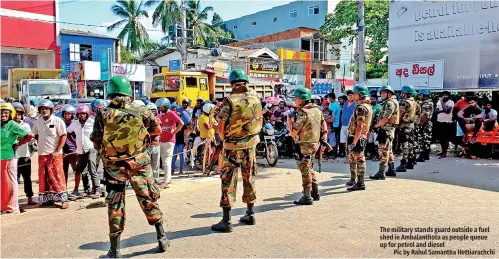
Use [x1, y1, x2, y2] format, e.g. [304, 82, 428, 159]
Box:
[389, 0, 499, 90]
[389, 60, 444, 90]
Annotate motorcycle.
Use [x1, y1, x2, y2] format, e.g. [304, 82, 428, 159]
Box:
[274, 127, 295, 159]
[256, 122, 279, 167]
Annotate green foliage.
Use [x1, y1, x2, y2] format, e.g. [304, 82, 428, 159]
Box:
[142, 39, 168, 57]
[120, 45, 140, 63]
[107, 0, 150, 54]
[320, 0, 389, 79]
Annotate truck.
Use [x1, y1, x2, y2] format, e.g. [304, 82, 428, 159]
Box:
[149, 69, 274, 106]
[2, 68, 72, 105]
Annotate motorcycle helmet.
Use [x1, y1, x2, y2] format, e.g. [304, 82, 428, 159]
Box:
[264, 122, 275, 136]
[202, 103, 215, 114]
[132, 100, 145, 106]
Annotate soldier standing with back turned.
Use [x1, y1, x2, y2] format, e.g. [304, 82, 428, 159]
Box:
[212, 69, 263, 233]
[286, 87, 323, 205]
[370, 85, 399, 180]
[91, 76, 169, 258]
[395, 85, 417, 173]
[412, 90, 422, 167]
[416, 89, 434, 162]
[346, 85, 372, 191]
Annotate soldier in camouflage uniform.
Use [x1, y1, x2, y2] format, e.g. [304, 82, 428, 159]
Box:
[412, 90, 422, 166]
[416, 89, 434, 162]
[370, 85, 399, 179]
[395, 85, 417, 173]
[346, 85, 373, 191]
[286, 87, 323, 205]
[91, 76, 168, 258]
[212, 69, 263, 233]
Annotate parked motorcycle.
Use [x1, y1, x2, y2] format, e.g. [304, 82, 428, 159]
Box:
[274, 127, 295, 158]
[256, 122, 279, 167]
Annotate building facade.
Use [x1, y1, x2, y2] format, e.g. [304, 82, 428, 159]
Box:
[224, 0, 336, 41]
[0, 0, 60, 81]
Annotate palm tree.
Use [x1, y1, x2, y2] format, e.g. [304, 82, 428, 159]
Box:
[144, 0, 181, 35]
[107, 0, 149, 54]
[186, 0, 215, 47]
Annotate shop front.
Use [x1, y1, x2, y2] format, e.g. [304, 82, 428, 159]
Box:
[64, 60, 103, 98]
[277, 48, 311, 89]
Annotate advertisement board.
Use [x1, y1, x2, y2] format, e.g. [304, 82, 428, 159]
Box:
[169, 59, 181, 72]
[111, 64, 146, 82]
[388, 60, 444, 90]
[82, 61, 101, 81]
[389, 0, 499, 90]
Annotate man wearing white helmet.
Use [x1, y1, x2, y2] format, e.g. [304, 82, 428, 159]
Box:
[147, 103, 161, 181]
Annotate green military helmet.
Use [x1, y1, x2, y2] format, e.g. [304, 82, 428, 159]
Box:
[294, 87, 312, 101]
[401, 85, 414, 94]
[107, 76, 133, 97]
[411, 90, 418, 98]
[229, 69, 249, 84]
[379, 85, 395, 94]
[419, 89, 431, 96]
[353, 84, 369, 97]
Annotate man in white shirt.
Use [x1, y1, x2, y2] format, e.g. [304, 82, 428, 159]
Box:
[435, 91, 454, 158]
[13, 103, 36, 205]
[32, 99, 69, 209]
[67, 104, 100, 199]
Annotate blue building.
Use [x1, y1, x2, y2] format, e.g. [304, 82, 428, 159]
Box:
[59, 29, 120, 98]
[224, 0, 334, 41]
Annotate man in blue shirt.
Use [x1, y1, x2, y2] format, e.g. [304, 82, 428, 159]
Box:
[339, 90, 356, 158]
[328, 93, 341, 157]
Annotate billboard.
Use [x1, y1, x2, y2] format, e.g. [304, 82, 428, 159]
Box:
[389, 0, 499, 90]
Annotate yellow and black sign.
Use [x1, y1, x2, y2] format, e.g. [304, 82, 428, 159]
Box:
[249, 58, 279, 74]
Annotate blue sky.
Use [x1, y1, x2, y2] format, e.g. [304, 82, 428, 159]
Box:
[59, 0, 292, 42]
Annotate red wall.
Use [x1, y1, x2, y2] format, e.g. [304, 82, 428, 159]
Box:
[1, 16, 57, 50]
[0, 0, 55, 16]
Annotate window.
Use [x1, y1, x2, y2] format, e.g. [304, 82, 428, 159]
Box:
[152, 76, 164, 92]
[233, 25, 237, 30]
[79, 44, 92, 61]
[308, 5, 319, 15]
[165, 76, 180, 90]
[69, 43, 80, 61]
[289, 10, 298, 19]
[1, 53, 37, 80]
[185, 77, 197, 88]
[273, 17, 277, 22]
[252, 21, 256, 26]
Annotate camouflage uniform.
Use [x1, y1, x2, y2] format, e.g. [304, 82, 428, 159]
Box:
[370, 95, 399, 179]
[396, 97, 417, 171]
[412, 102, 422, 159]
[292, 102, 322, 194]
[218, 89, 262, 208]
[417, 99, 434, 161]
[91, 100, 163, 237]
[346, 99, 372, 189]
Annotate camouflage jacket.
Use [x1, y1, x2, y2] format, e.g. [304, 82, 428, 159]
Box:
[399, 97, 417, 128]
[292, 102, 322, 155]
[347, 99, 373, 138]
[420, 99, 434, 125]
[91, 100, 161, 162]
[378, 96, 399, 134]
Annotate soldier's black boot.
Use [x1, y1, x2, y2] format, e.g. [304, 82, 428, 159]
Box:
[406, 158, 415, 169]
[347, 178, 366, 191]
[416, 152, 426, 162]
[395, 160, 407, 172]
[311, 182, 320, 201]
[294, 186, 313, 205]
[155, 222, 170, 253]
[369, 164, 386, 180]
[385, 162, 397, 177]
[423, 151, 430, 161]
[211, 207, 233, 232]
[239, 203, 256, 225]
[345, 171, 356, 186]
[100, 234, 121, 258]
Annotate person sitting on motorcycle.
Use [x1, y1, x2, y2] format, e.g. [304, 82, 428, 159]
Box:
[198, 103, 215, 175]
[181, 98, 193, 117]
[262, 103, 273, 121]
[457, 97, 484, 142]
[482, 101, 497, 132]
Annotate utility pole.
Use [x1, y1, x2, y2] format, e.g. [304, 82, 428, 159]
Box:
[180, 0, 188, 70]
[357, 0, 366, 84]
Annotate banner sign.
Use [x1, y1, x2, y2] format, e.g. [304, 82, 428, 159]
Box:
[389, 60, 444, 89]
[249, 58, 279, 73]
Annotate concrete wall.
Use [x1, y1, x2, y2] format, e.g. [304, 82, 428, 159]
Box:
[224, 0, 328, 40]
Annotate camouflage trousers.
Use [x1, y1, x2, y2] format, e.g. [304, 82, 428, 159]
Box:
[104, 155, 163, 235]
[348, 138, 367, 183]
[219, 148, 257, 208]
[399, 127, 415, 160]
[378, 134, 395, 166]
[296, 143, 319, 188]
[413, 126, 421, 156]
[417, 122, 432, 153]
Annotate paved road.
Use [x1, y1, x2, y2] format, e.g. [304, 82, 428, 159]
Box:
[1, 156, 498, 258]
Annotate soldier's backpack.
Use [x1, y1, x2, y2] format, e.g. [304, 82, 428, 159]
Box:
[101, 104, 150, 161]
[225, 90, 263, 139]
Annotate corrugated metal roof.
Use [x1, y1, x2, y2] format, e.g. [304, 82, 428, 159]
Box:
[60, 28, 118, 40]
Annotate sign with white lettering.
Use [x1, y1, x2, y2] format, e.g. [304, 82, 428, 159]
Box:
[389, 60, 444, 89]
[389, 0, 499, 89]
[249, 58, 279, 73]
